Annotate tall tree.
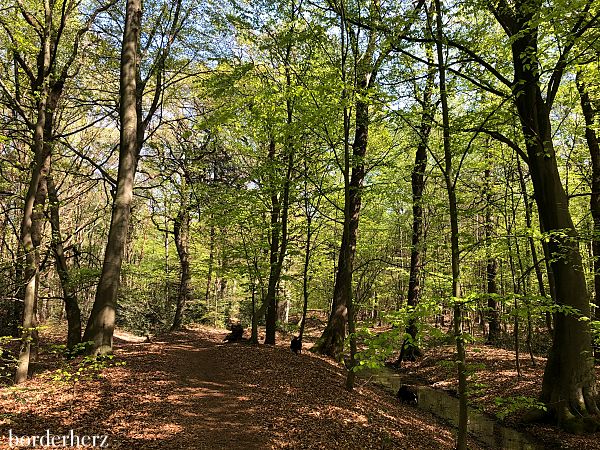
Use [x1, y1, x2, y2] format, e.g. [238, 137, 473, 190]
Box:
[313, 0, 425, 359]
[490, 0, 600, 424]
[82, 0, 142, 354]
[83, 0, 186, 352]
[398, 36, 435, 363]
[313, 0, 380, 359]
[433, 0, 467, 445]
[1, 0, 114, 382]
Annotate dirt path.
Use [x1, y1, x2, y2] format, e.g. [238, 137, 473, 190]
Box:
[0, 328, 482, 449]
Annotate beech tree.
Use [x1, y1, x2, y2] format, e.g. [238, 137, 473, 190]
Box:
[83, 0, 189, 353]
[491, 0, 600, 425]
[0, 0, 114, 382]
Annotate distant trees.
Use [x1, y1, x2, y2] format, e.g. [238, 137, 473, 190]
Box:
[1, 0, 600, 431]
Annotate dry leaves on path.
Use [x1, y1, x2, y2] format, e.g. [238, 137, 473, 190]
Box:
[0, 327, 482, 449]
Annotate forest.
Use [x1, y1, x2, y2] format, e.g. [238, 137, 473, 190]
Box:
[1, 0, 600, 448]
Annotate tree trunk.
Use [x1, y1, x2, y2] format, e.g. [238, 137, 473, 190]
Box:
[250, 283, 258, 344]
[15, 121, 47, 383]
[29, 89, 63, 358]
[82, 0, 141, 354]
[264, 135, 294, 344]
[264, 25, 296, 343]
[14, 27, 52, 382]
[511, 25, 598, 425]
[488, 0, 598, 425]
[299, 204, 312, 341]
[576, 72, 600, 330]
[434, 0, 467, 446]
[171, 202, 191, 331]
[399, 42, 434, 363]
[313, 74, 374, 359]
[48, 176, 82, 349]
[205, 223, 215, 302]
[264, 142, 281, 345]
[485, 165, 501, 344]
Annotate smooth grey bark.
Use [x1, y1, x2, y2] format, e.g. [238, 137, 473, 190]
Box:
[82, 0, 141, 354]
[83, 0, 183, 353]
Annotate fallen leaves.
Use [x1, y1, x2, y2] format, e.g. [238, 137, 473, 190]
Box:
[0, 327, 483, 449]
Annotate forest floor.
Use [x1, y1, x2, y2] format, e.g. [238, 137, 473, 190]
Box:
[0, 326, 486, 450]
[392, 343, 600, 449]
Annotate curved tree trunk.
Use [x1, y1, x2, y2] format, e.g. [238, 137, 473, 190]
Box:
[14, 27, 52, 382]
[15, 111, 48, 384]
[171, 203, 191, 331]
[313, 60, 375, 359]
[490, 0, 598, 426]
[313, 100, 369, 358]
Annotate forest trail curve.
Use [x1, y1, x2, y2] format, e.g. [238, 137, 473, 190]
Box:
[0, 327, 482, 449]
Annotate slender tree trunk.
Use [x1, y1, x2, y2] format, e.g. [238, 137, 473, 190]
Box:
[314, 68, 375, 360]
[82, 0, 141, 354]
[484, 161, 501, 344]
[14, 22, 52, 381]
[314, 0, 380, 360]
[205, 223, 215, 302]
[264, 142, 281, 344]
[15, 113, 48, 383]
[264, 135, 294, 344]
[434, 0, 467, 446]
[28, 150, 52, 362]
[171, 202, 191, 331]
[299, 206, 312, 341]
[28, 90, 63, 360]
[250, 283, 258, 344]
[505, 169, 523, 376]
[398, 41, 435, 364]
[48, 176, 82, 348]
